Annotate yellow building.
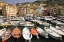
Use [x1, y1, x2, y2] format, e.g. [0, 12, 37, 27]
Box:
[2, 4, 17, 17]
[0, 1, 8, 9]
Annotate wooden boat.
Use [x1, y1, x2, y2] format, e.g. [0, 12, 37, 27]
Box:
[36, 27, 49, 38]
[12, 27, 21, 39]
[1, 28, 11, 42]
[30, 27, 39, 39]
[22, 27, 32, 40]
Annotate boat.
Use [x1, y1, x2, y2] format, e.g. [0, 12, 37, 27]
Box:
[0, 28, 6, 42]
[10, 17, 21, 21]
[23, 23, 34, 27]
[30, 19, 39, 23]
[20, 21, 34, 27]
[44, 16, 53, 21]
[22, 27, 32, 41]
[10, 21, 19, 26]
[1, 28, 11, 42]
[51, 20, 64, 25]
[55, 25, 64, 32]
[0, 28, 6, 36]
[12, 27, 21, 39]
[30, 27, 39, 39]
[44, 27, 62, 41]
[50, 25, 64, 35]
[61, 20, 64, 23]
[36, 27, 48, 38]
[36, 21, 50, 26]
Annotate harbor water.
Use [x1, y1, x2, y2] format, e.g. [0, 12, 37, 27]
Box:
[0, 24, 63, 42]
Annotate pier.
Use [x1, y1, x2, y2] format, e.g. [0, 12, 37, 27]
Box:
[0, 24, 11, 27]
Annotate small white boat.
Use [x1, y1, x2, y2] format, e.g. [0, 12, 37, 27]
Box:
[44, 27, 62, 41]
[36, 27, 48, 38]
[56, 25, 64, 32]
[30, 19, 39, 23]
[24, 23, 34, 27]
[37, 21, 50, 26]
[55, 21, 64, 25]
[55, 25, 61, 30]
[20, 21, 34, 27]
[1, 29, 11, 42]
[0, 28, 6, 36]
[51, 20, 64, 25]
[22, 27, 32, 40]
[50, 25, 64, 35]
[10, 21, 19, 26]
[44, 16, 53, 21]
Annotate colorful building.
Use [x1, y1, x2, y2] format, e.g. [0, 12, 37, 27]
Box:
[2, 4, 17, 17]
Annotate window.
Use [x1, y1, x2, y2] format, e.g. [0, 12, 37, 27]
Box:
[53, 8, 56, 14]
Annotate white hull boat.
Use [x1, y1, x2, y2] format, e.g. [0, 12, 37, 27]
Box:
[20, 21, 34, 27]
[0, 28, 6, 36]
[44, 27, 62, 41]
[1, 29, 11, 42]
[44, 16, 53, 21]
[51, 20, 64, 25]
[36, 27, 48, 38]
[22, 27, 32, 40]
[50, 25, 64, 35]
[37, 21, 50, 26]
[10, 21, 19, 26]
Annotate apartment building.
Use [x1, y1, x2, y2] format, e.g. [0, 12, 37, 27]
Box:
[2, 4, 17, 17]
[0, 1, 8, 10]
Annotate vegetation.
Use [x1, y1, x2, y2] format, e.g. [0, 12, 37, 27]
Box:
[36, 0, 64, 6]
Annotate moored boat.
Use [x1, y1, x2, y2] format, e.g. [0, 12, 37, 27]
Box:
[30, 27, 39, 39]
[50, 25, 64, 35]
[12, 27, 21, 39]
[0, 28, 6, 42]
[36, 27, 48, 38]
[44, 27, 62, 41]
[22, 27, 32, 41]
[1, 28, 11, 42]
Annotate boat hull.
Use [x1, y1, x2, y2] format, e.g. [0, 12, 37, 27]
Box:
[23, 34, 32, 40]
[2, 29, 11, 42]
[22, 27, 32, 40]
[12, 27, 21, 39]
[30, 28, 39, 39]
[40, 33, 48, 38]
[49, 34, 62, 41]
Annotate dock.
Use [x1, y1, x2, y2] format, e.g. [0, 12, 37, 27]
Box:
[0, 24, 11, 27]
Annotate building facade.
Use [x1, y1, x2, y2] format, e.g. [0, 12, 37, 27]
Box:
[18, 3, 37, 16]
[2, 4, 17, 17]
[0, 1, 8, 10]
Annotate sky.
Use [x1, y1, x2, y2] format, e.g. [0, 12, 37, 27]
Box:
[3, 0, 36, 4]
